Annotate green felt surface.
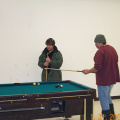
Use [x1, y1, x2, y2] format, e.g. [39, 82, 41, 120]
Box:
[0, 81, 92, 96]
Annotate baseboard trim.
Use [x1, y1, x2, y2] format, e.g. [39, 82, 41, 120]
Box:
[95, 96, 120, 101]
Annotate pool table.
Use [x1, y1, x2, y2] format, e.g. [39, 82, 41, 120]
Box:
[0, 80, 96, 120]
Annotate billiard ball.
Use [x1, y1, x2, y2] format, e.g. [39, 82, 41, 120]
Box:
[33, 82, 36, 85]
[55, 84, 59, 88]
[60, 85, 63, 88]
[37, 82, 40, 85]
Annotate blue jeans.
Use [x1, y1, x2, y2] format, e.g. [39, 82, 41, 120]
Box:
[97, 85, 113, 110]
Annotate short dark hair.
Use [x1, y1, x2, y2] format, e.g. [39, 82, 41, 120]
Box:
[45, 38, 55, 46]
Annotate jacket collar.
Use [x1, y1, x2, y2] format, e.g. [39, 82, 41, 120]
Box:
[43, 46, 58, 54]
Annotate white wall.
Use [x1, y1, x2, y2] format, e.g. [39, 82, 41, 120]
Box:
[0, 0, 120, 96]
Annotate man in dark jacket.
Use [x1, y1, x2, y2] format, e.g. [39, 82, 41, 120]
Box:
[38, 38, 63, 82]
[82, 34, 120, 120]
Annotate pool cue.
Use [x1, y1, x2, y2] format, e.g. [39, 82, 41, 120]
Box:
[45, 68, 82, 72]
[46, 67, 47, 82]
[46, 53, 49, 81]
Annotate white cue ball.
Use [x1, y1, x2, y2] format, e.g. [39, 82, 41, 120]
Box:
[60, 85, 63, 88]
